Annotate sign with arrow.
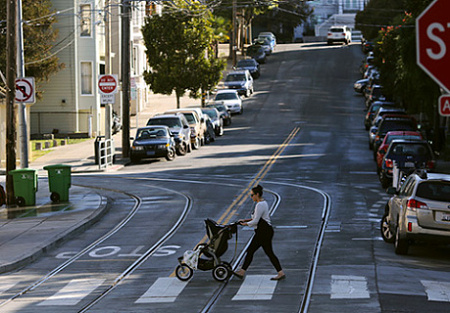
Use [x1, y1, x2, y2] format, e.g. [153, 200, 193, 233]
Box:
[15, 77, 35, 103]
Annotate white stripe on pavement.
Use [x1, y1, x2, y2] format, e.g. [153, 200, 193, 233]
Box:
[38, 278, 105, 306]
[331, 275, 370, 299]
[421, 280, 450, 302]
[135, 277, 188, 303]
[232, 275, 277, 301]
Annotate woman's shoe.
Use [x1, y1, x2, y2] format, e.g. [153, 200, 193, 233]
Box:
[233, 270, 245, 279]
[270, 274, 286, 281]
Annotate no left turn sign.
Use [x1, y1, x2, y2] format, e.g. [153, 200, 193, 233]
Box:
[15, 77, 35, 103]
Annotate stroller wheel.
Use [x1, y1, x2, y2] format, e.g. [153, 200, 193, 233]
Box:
[212, 264, 231, 282]
[175, 264, 193, 281]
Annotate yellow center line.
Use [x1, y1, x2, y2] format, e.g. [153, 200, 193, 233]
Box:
[169, 127, 300, 277]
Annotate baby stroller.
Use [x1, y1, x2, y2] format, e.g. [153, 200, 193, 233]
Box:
[175, 219, 239, 282]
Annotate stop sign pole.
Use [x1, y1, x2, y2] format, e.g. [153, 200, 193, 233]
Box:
[416, 0, 450, 93]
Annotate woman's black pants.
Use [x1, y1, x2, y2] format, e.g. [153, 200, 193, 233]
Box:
[242, 224, 282, 272]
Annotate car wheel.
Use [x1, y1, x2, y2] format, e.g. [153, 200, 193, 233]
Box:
[192, 138, 200, 150]
[369, 141, 373, 150]
[176, 144, 186, 156]
[239, 107, 243, 114]
[165, 148, 175, 161]
[394, 224, 409, 255]
[380, 213, 395, 243]
[130, 155, 140, 164]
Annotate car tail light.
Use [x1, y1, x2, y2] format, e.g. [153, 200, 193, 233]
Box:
[408, 222, 412, 232]
[407, 199, 428, 211]
[426, 160, 435, 169]
[385, 158, 393, 169]
[375, 135, 380, 141]
[342, 33, 345, 36]
[328, 32, 332, 36]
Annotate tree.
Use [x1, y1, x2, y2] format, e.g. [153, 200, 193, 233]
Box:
[0, 0, 63, 94]
[142, 2, 226, 108]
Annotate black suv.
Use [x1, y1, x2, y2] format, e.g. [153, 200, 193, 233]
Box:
[372, 115, 417, 152]
[379, 140, 435, 188]
[146, 113, 191, 155]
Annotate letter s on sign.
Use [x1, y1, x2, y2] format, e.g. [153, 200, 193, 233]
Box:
[426, 22, 447, 60]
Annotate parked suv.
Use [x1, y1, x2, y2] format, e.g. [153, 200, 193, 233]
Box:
[381, 171, 450, 255]
[327, 25, 351, 45]
[379, 140, 435, 188]
[165, 109, 206, 150]
[146, 113, 191, 155]
[224, 70, 254, 97]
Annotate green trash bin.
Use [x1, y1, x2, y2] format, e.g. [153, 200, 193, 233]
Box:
[8, 168, 38, 207]
[43, 164, 72, 203]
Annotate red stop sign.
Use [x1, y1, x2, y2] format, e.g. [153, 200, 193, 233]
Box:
[416, 0, 450, 92]
[98, 74, 118, 94]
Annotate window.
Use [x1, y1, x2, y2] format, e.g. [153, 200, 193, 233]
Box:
[80, 4, 91, 37]
[81, 61, 93, 95]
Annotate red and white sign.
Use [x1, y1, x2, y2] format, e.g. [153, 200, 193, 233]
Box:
[15, 77, 35, 103]
[416, 0, 450, 92]
[439, 95, 450, 116]
[98, 74, 118, 95]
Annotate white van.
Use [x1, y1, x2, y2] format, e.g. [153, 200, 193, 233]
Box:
[327, 26, 352, 45]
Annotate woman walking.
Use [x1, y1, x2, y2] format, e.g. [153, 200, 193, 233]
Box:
[234, 185, 285, 281]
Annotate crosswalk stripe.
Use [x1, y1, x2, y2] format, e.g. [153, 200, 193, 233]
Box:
[421, 280, 450, 302]
[135, 277, 188, 303]
[232, 275, 277, 301]
[0, 278, 19, 296]
[331, 275, 370, 299]
[38, 278, 105, 306]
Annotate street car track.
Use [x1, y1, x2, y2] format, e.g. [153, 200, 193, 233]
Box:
[0, 184, 192, 309]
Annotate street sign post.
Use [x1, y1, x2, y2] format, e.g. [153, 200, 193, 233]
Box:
[15, 77, 35, 103]
[98, 74, 118, 95]
[439, 95, 450, 116]
[416, 0, 450, 93]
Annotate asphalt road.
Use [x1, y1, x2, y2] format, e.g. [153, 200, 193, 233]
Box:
[1, 42, 449, 313]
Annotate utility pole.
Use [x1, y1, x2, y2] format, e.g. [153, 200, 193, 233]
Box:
[121, 0, 131, 157]
[231, 0, 237, 67]
[105, 0, 112, 141]
[6, 0, 17, 206]
[17, 0, 29, 168]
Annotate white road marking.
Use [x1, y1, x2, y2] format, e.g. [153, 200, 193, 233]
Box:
[38, 278, 105, 306]
[232, 275, 277, 301]
[421, 280, 450, 302]
[0, 278, 19, 296]
[135, 277, 188, 303]
[331, 275, 370, 299]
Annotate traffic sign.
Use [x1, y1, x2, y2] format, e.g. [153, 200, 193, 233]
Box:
[15, 77, 35, 103]
[439, 95, 450, 116]
[98, 74, 118, 95]
[416, 0, 450, 92]
[101, 94, 115, 105]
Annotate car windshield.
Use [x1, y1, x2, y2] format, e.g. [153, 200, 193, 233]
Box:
[215, 93, 238, 100]
[226, 74, 246, 82]
[203, 109, 218, 118]
[390, 144, 430, 156]
[182, 113, 197, 124]
[380, 120, 416, 132]
[147, 118, 181, 128]
[237, 60, 255, 67]
[208, 104, 226, 112]
[137, 128, 167, 139]
[416, 181, 450, 202]
[330, 28, 344, 33]
[386, 135, 421, 144]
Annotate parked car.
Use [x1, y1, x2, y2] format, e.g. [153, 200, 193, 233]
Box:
[258, 32, 276, 48]
[381, 171, 450, 255]
[206, 103, 232, 126]
[236, 58, 260, 79]
[372, 115, 417, 152]
[214, 89, 243, 114]
[203, 115, 216, 144]
[362, 41, 374, 53]
[364, 101, 397, 130]
[224, 70, 254, 97]
[327, 25, 352, 45]
[165, 109, 206, 150]
[369, 111, 407, 150]
[375, 131, 424, 172]
[379, 140, 435, 188]
[253, 37, 273, 55]
[246, 44, 267, 64]
[365, 85, 387, 108]
[202, 107, 224, 136]
[146, 113, 191, 155]
[130, 126, 176, 163]
[354, 78, 369, 94]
